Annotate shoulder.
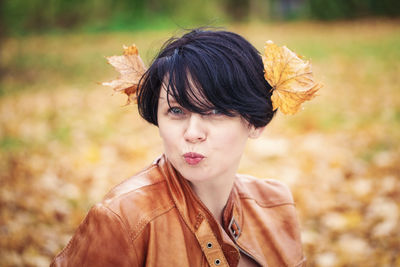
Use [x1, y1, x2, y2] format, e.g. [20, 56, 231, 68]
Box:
[51, 159, 176, 265]
[51, 202, 139, 266]
[99, 161, 175, 239]
[235, 174, 294, 207]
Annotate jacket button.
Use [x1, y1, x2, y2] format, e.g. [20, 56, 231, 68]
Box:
[207, 242, 213, 248]
[215, 259, 221, 265]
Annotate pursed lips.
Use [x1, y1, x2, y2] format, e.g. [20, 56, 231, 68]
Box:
[183, 152, 205, 165]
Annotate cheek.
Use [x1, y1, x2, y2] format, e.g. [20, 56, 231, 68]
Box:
[159, 126, 171, 144]
[158, 123, 180, 150]
[211, 126, 249, 150]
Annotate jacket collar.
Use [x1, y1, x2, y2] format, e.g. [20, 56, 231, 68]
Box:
[156, 154, 243, 240]
[223, 183, 243, 241]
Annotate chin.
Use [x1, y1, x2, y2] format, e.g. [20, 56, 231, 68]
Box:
[175, 165, 206, 181]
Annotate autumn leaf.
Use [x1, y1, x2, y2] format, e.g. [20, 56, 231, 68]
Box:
[263, 40, 322, 115]
[102, 44, 147, 104]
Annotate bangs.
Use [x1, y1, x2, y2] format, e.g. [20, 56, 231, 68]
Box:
[156, 45, 251, 117]
[162, 56, 218, 114]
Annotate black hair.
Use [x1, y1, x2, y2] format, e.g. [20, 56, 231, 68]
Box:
[137, 28, 276, 128]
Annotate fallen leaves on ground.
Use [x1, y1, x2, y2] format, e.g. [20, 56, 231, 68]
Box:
[1, 21, 400, 267]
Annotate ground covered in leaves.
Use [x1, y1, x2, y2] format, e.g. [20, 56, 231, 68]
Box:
[1, 20, 399, 266]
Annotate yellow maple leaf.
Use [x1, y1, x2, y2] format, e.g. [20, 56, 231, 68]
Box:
[102, 44, 147, 104]
[263, 40, 322, 115]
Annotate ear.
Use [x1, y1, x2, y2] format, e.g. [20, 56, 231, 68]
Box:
[248, 126, 265, 139]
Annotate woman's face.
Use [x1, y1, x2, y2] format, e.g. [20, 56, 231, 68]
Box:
[157, 87, 264, 184]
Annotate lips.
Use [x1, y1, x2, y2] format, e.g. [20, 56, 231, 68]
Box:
[183, 152, 204, 165]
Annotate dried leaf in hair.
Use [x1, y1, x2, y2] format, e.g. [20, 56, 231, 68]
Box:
[263, 41, 322, 115]
[102, 44, 147, 104]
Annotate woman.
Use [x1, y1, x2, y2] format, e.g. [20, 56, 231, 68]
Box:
[52, 29, 319, 266]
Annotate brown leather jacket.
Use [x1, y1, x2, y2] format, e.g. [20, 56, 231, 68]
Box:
[51, 155, 305, 267]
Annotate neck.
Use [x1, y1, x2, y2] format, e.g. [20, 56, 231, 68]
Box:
[189, 176, 236, 225]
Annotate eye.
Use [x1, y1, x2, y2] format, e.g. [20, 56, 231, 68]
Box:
[206, 109, 223, 116]
[168, 107, 184, 115]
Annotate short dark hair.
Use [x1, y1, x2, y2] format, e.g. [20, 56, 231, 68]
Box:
[137, 28, 276, 128]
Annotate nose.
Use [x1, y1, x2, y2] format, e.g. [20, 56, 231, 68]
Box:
[184, 114, 206, 143]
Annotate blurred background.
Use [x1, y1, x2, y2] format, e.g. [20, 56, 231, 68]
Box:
[0, 0, 399, 266]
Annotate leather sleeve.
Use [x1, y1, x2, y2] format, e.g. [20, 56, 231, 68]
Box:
[51, 203, 138, 267]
